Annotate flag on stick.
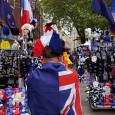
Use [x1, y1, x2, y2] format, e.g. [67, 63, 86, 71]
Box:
[0, 0, 17, 28]
[20, 0, 33, 27]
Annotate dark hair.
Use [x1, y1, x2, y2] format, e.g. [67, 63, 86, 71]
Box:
[43, 46, 63, 58]
[62, 39, 66, 51]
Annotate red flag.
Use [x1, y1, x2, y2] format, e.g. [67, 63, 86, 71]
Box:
[20, 0, 33, 36]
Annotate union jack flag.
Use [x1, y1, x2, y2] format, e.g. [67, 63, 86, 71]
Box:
[59, 68, 82, 115]
[26, 62, 82, 115]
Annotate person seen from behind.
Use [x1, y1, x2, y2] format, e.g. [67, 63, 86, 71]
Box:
[27, 22, 82, 115]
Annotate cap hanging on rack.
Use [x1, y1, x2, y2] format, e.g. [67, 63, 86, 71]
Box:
[10, 28, 19, 36]
[3, 26, 10, 36]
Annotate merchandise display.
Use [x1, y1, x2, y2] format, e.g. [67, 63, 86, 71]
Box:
[0, 49, 42, 114]
[86, 81, 115, 109]
[0, 14, 42, 114]
[0, 87, 29, 115]
[78, 42, 115, 109]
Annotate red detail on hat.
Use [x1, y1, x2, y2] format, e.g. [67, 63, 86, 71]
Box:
[44, 22, 56, 32]
[33, 39, 44, 57]
[45, 26, 53, 32]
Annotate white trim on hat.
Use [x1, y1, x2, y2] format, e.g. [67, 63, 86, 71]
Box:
[40, 30, 53, 47]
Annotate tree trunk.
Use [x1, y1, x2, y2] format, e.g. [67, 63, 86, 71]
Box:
[76, 28, 85, 44]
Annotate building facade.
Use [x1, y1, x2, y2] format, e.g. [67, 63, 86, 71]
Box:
[9, 0, 20, 28]
[32, 1, 43, 38]
[59, 30, 73, 52]
[59, 28, 80, 52]
[70, 28, 80, 51]
[7, 0, 43, 38]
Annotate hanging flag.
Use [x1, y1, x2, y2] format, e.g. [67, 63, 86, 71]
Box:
[92, 0, 114, 23]
[110, 0, 115, 35]
[111, 0, 115, 21]
[0, 0, 17, 28]
[20, 0, 33, 27]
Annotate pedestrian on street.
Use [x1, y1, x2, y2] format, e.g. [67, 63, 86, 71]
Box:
[26, 24, 82, 115]
[69, 53, 74, 68]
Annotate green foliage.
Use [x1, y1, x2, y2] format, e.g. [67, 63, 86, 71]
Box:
[37, 0, 112, 37]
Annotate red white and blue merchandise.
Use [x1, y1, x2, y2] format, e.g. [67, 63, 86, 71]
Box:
[0, 87, 29, 115]
[0, 49, 43, 114]
[20, 0, 33, 35]
[83, 40, 115, 109]
[26, 62, 82, 115]
[33, 30, 63, 57]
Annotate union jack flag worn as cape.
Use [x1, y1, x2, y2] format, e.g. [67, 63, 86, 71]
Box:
[26, 62, 82, 115]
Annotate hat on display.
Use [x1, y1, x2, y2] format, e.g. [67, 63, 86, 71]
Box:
[103, 36, 110, 42]
[91, 56, 97, 63]
[33, 22, 63, 57]
[21, 23, 34, 32]
[21, 23, 34, 37]
[10, 28, 19, 36]
[30, 18, 38, 27]
[31, 18, 38, 23]
[3, 26, 10, 36]
[11, 40, 20, 50]
[92, 28, 102, 41]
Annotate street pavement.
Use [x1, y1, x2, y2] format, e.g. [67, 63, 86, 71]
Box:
[79, 83, 115, 115]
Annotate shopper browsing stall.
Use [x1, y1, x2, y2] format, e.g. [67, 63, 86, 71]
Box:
[26, 23, 82, 115]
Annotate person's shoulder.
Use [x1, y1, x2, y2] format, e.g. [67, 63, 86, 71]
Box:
[67, 67, 78, 76]
[29, 67, 43, 77]
[67, 67, 79, 83]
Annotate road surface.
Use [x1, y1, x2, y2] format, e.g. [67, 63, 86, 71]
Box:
[80, 83, 115, 115]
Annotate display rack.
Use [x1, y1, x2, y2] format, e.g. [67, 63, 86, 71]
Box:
[77, 41, 115, 109]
